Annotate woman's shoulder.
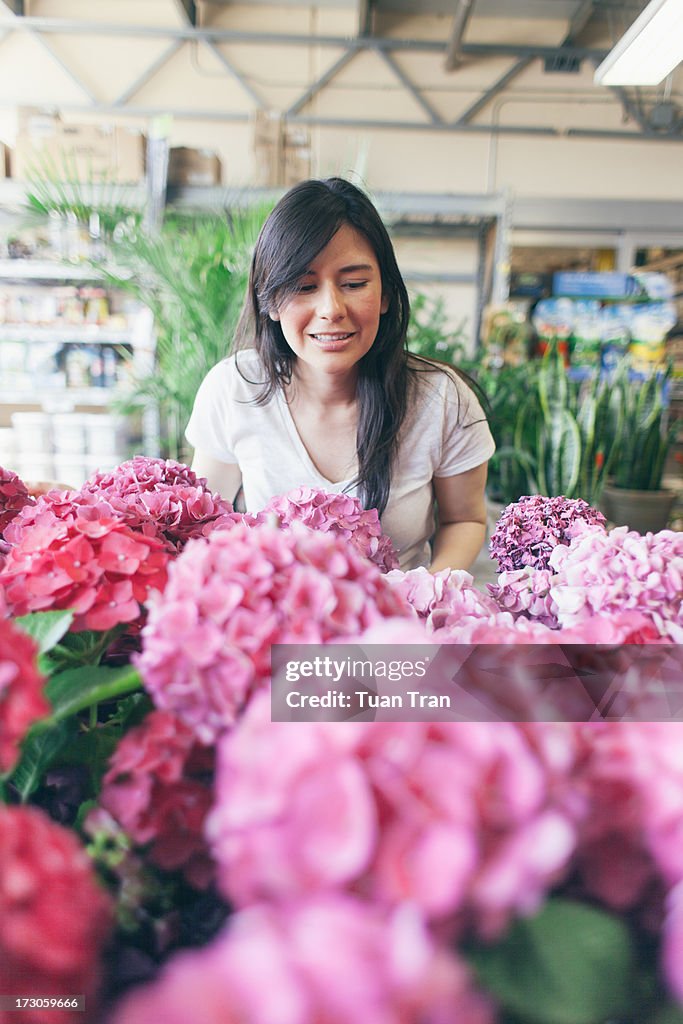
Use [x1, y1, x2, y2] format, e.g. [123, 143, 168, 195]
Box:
[202, 349, 266, 394]
[407, 354, 487, 426]
[407, 354, 472, 399]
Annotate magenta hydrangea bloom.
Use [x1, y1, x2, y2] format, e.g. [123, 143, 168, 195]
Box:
[0, 502, 169, 633]
[137, 522, 413, 743]
[5, 457, 233, 555]
[0, 466, 34, 538]
[0, 617, 49, 775]
[97, 710, 215, 889]
[0, 805, 113, 1021]
[208, 692, 580, 938]
[263, 487, 400, 572]
[490, 494, 607, 572]
[110, 896, 493, 1024]
[82, 456, 235, 552]
[549, 525, 683, 642]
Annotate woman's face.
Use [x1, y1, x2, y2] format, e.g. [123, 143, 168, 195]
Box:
[270, 223, 389, 378]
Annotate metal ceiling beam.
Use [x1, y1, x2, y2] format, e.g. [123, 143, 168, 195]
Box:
[609, 84, 651, 134]
[113, 39, 185, 106]
[357, 0, 373, 37]
[456, 56, 533, 124]
[286, 49, 357, 116]
[204, 42, 265, 108]
[172, 0, 196, 26]
[566, 0, 596, 39]
[444, 0, 476, 72]
[375, 47, 443, 124]
[0, 17, 611, 60]
[456, 2, 595, 127]
[30, 31, 99, 103]
[7, 98, 675, 142]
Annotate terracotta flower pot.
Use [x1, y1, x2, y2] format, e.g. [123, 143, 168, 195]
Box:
[600, 484, 677, 534]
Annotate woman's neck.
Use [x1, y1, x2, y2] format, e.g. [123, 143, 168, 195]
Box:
[287, 362, 358, 409]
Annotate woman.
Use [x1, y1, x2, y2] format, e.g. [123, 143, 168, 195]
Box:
[186, 177, 495, 572]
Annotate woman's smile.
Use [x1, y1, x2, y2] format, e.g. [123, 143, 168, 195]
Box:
[309, 331, 357, 350]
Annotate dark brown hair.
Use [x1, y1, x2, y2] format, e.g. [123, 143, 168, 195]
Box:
[235, 177, 412, 514]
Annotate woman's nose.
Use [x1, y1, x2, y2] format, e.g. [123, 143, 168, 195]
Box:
[317, 284, 345, 320]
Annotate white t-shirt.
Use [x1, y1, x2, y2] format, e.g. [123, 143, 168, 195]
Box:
[185, 350, 495, 570]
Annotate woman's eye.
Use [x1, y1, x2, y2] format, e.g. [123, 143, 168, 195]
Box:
[344, 281, 368, 290]
[295, 283, 315, 293]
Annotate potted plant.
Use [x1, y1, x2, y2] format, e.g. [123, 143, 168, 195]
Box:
[601, 364, 678, 532]
[472, 342, 624, 511]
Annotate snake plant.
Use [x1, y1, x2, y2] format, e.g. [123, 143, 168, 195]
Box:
[610, 364, 677, 491]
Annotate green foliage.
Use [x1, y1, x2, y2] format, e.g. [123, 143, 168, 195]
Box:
[407, 292, 468, 366]
[99, 207, 270, 460]
[24, 157, 142, 238]
[474, 343, 626, 507]
[14, 609, 74, 656]
[469, 898, 636, 1024]
[5, 610, 142, 804]
[611, 365, 677, 491]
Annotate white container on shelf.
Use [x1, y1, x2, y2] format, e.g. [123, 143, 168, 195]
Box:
[11, 412, 52, 454]
[52, 412, 87, 455]
[53, 454, 89, 489]
[84, 453, 121, 479]
[18, 455, 54, 483]
[84, 413, 127, 459]
[0, 427, 17, 472]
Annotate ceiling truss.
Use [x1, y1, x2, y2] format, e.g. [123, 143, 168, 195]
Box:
[0, 11, 678, 141]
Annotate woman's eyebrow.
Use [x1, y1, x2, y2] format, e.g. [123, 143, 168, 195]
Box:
[301, 262, 374, 276]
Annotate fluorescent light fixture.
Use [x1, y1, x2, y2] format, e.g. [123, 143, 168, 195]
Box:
[594, 0, 683, 86]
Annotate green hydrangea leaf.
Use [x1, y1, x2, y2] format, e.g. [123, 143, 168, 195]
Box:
[14, 609, 74, 655]
[469, 898, 636, 1024]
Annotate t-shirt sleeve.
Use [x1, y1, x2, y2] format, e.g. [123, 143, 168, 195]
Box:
[185, 360, 238, 463]
[435, 373, 496, 478]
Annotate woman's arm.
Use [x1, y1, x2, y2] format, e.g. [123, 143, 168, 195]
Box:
[191, 450, 243, 505]
[430, 462, 488, 573]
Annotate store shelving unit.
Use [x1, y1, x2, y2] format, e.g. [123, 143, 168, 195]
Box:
[0, 250, 157, 483]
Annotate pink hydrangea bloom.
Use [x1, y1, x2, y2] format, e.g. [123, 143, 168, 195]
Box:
[110, 896, 493, 1024]
[487, 567, 559, 628]
[97, 710, 215, 889]
[263, 487, 400, 572]
[0, 466, 34, 538]
[0, 805, 113, 1024]
[385, 566, 501, 633]
[0, 503, 169, 632]
[490, 494, 606, 572]
[137, 523, 413, 743]
[574, 723, 683, 915]
[208, 692, 580, 938]
[549, 525, 683, 642]
[0, 617, 50, 774]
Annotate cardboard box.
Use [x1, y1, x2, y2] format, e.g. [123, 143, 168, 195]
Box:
[12, 109, 146, 183]
[168, 146, 222, 188]
[253, 113, 311, 187]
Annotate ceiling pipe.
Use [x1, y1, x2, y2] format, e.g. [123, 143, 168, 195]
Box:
[444, 0, 476, 71]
